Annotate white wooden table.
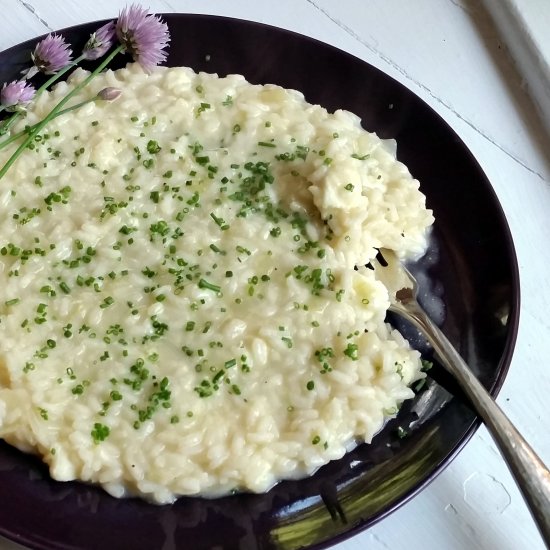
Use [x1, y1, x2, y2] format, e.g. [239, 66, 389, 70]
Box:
[1, 1, 549, 549]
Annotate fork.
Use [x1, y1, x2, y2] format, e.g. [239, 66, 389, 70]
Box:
[376, 248, 550, 546]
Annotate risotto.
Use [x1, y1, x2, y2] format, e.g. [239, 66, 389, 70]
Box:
[0, 64, 433, 503]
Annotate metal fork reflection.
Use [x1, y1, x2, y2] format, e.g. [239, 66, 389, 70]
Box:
[375, 248, 550, 546]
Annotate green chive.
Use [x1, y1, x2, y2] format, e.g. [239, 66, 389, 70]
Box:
[198, 279, 221, 293]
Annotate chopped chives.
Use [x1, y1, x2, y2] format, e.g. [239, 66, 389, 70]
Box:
[198, 279, 221, 293]
[344, 343, 359, 360]
[59, 282, 71, 294]
[100, 296, 115, 309]
[210, 212, 230, 230]
[209, 244, 225, 254]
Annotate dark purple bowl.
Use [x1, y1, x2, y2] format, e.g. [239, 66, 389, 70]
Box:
[0, 14, 519, 550]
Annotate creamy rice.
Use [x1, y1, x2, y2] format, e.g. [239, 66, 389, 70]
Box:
[0, 64, 433, 503]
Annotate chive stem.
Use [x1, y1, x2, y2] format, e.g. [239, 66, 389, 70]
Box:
[0, 98, 98, 150]
[0, 47, 123, 180]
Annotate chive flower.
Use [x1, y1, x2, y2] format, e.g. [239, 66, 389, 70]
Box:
[0, 80, 36, 111]
[25, 34, 73, 78]
[116, 4, 170, 71]
[97, 87, 122, 101]
[83, 21, 116, 60]
[0, 5, 170, 179]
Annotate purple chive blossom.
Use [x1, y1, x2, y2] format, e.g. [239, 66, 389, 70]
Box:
[29, 34, 73, 76]
[97, 87, 122, 101]
[83, 21, 116, 60]
[0, 80, 36, 110]
[116, 4, 170, 71]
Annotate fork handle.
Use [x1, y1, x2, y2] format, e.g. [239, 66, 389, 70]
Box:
[399, 302, 550, 546]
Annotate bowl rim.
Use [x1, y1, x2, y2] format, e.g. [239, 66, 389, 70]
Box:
[0, 12, 521, 550]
